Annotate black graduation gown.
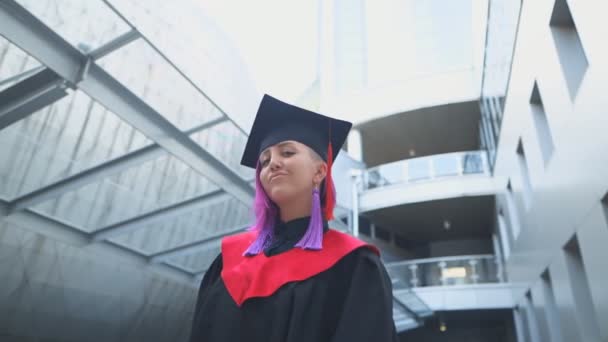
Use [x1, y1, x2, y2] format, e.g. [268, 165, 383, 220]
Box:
[189, 217, 398, 342]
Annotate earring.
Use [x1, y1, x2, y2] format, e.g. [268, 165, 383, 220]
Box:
[295, 187, 323, 250]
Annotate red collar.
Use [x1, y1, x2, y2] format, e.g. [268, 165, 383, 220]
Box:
[221, 229, 379, 307]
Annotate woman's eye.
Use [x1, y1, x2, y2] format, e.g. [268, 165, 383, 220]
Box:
[260, 151, 293, 167]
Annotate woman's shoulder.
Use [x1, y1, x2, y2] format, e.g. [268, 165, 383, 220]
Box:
[205, 252, 224, 277]
[325, 229, 380, 258]
[335, 241, 383, 268]
[221, 231, 255, 254]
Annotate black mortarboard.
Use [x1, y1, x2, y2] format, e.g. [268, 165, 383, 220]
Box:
[240, 94, 352, 169]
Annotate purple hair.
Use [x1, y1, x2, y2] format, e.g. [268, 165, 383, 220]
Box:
[243, 163, 278, 256]
[243, 162, 327, 256]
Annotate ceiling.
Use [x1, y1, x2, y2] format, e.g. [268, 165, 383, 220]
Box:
[400, 309, 513, 339]
[366, 195, 496, 241]
[357, 101, 482, 167]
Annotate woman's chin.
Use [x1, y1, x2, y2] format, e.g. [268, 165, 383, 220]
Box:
[268, 188, 296, 205]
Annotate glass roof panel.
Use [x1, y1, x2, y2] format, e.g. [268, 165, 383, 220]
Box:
[30, 152, 225, 233]
[108, 197, 250, 255]
[0, 37, 42, 92]
[97, 38, 223, 131]
[191, 121, 253, 180]
[0, 89, 152, 200]
[165, 246, 223, 275]
[105, 0, 256, 126]
[15, 0, 130, 53]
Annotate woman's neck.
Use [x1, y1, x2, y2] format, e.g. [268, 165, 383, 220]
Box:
[278, 195, 313, 223]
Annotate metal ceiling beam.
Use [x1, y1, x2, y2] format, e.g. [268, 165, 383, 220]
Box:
[0, 20, 138, 133]
[89, 29, 141, 60]
[0, 199, 195, 284]
[0, 0, 254, 207]
[0, 2, 248, 286]
[152, 215, 351, 274]
[161, 260, 202, 275]
[151, 216, 352, 266]
[79, 63, 254, 201]
[0, 1, 85, 82]
[91, 189, 231, 242]
[0, 199, 88, 246]
[149, 224, 248, 263]
[0, 68, 68, 130]
[193, 267, 209, 277]
[0, 65, 44, 88]
[8, 116, 226, 212]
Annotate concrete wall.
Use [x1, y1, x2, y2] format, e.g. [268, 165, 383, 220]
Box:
[0, 220, 197, 342]
[493, 0, 608, 341]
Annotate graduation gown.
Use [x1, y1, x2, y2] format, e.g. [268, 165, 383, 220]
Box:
[189, 216, 398, 342]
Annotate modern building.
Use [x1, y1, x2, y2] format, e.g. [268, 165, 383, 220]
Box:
[1, 0, 606, 341]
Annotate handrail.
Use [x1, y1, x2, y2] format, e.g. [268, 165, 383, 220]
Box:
[363, 150, 490, 190]
[387, 254, 495, 267]
[386, 254, 505, 287]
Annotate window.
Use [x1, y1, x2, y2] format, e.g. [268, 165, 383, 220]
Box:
[523, 291, 542, 342]
[516, 139, 533, 209]
[562, 235, 602, 340]
[506, 180, 522, 239]
[530, 82, 555, 167]
[541, 270, 563, 342]
[497, 207, 511, 259]
[550, 0, 588, 100]
[601, 191, 608, 227]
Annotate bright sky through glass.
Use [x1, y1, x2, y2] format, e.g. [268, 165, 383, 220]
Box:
[197, 0, 320, 103]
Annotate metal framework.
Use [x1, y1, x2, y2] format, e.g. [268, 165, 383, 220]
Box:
[0, 1, 254, 206]
[149, 224, 248, 263]
[0, 199, 192, 282]
[0, 68, 68, 130]
[91, 190, 232, 242]
[8, 116, 227, 212]
[0, 0, 253, 281]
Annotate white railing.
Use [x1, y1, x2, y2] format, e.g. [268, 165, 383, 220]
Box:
[363, 150, 490, 190]
[386, 254, 505, 288]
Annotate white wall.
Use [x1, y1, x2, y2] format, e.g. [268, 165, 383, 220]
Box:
[494, 0, 608, 341]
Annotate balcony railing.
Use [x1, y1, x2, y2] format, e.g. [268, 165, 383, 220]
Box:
[386, 254, 504, 288]
[363, 150, 489, 190]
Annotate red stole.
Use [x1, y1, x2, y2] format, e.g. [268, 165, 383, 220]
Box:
[221, 229, 379, 307]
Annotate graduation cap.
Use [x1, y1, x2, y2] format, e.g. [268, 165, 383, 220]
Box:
[240, 94, 352, 220]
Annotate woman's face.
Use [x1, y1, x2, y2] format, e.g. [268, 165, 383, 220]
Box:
[258, 140, 327, 206]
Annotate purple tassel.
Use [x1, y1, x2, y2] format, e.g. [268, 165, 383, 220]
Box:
[295, 188, 324, 250]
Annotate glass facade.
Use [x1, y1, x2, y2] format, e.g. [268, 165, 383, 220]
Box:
[479, 0, 522, 169]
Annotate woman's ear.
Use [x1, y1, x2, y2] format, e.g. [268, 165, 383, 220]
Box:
[314, 161, 328, 186]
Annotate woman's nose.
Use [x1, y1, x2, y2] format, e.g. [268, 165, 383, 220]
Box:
[268, 154, 282, 170]
[269, 159, 280, 170]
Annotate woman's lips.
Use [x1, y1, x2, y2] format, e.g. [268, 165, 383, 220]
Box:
[270, 174, 286, 182]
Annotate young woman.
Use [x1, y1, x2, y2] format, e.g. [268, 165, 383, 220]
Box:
[189, 95, 398, 342]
